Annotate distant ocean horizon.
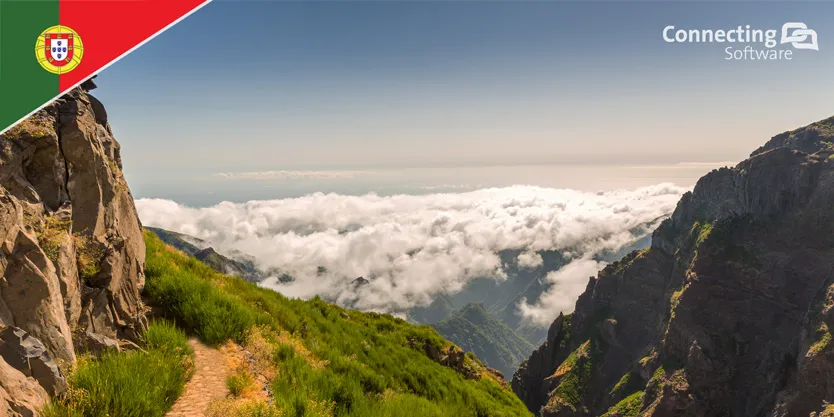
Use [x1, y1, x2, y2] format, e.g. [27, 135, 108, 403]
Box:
[128, 161, 734, 207]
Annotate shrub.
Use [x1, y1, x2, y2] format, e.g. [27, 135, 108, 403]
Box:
[42, 320, 193, 417]
[227, 371, 256, 397]
[145, 319, 194, 358]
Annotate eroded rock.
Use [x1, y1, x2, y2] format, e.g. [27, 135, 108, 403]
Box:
[0, 85, 147, 414]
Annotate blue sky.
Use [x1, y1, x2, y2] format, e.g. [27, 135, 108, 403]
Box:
[92, 1, 834, 204]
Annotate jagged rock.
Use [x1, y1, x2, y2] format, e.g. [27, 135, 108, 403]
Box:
[513, 116, 834, 417]
[192, 246, 263, 282]
[0, 356, 48, 417]
[80, 75, 98, 92]
[600, 318, 620, 348]
[0, 327, 66, 395]
[0, 221, 76, 366]
[751, 115, 834, 157]
[83, 331, 120, 352]
[0, 86, 147, 410]
[486, 367, 506, 385]
[408, 337, 481, 379]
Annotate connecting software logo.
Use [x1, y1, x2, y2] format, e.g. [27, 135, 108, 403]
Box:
[663, 21, 819, 60]
[781, 22, 818, 50]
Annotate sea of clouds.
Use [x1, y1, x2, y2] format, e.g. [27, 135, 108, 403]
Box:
[136, 184, 686, 325]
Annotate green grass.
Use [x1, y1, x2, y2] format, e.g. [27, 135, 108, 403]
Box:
[42, 320, 193, 417]
[227, 371, 256, 396]
[695, 222, 713, 246]
[602, 391, 645, 417]
[143, 231, 531, 417]
[810, 323, 832, 354]
[543, 336, 607, 414]
[609, 372, 643, 400]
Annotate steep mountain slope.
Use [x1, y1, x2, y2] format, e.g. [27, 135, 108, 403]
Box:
[0, 84, 147, 415]
[145, 226, 264, 281]
[433, 303, 535, 379]
[410, 293, 457, 324]
[512, 116, 834, 417]
[143, 231, 533, 416]
[145, 226, 203, 254]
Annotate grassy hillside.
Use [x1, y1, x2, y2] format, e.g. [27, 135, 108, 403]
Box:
[145, 226, 203, 255]
[433, 303, 535, 379]
[43, 321, 193, 417]
[143, 231, 532, 417]
[146, 227, 263, 281]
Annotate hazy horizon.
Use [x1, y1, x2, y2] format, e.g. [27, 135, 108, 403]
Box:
[128, 160, 731, 206]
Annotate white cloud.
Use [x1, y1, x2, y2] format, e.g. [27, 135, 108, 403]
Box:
[517, 258, 606, 325]
[517, 251, 543, 269]
[214, 170, 375, 180]
[136, 183, 685, 322]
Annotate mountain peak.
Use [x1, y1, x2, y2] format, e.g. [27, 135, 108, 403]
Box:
[751, 115, 834, 158]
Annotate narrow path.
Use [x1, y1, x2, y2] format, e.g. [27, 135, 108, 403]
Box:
[166, 338, 229, 417]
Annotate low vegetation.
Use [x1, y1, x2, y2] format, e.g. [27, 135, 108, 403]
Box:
[42, 320, 193, 417]
[27, 213, 104, 280]
[609, 372, 643, 400]
[810, 322, 832, 354]
[602, 391, 645, 417]
[544, 336, 606, 414]
[74, 233, 104, 281]
[28, 215, 72, 263]
[143, 230, 531, 417]
[3, 118, 53, 139]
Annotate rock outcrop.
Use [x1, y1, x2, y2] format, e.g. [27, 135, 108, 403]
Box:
[0, 84, 147, 415]
[513, 116, 834, 417]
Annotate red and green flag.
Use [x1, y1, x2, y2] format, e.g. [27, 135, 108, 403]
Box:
[0, 0, 210, 132]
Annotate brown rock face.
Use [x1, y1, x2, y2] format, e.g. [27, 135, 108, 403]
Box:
[0, 86, 147, 415]
[513, 116, 834, 417]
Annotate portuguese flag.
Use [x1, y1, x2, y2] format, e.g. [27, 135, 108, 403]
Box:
[0, 0, 210, 132]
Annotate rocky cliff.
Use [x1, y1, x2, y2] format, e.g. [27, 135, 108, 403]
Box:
[0, 82, 147, 416]
[513, 116, 834, 417]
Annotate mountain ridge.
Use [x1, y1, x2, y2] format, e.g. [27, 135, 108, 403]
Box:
[432, 302, 535, 379]
[512, 115, 834, 417]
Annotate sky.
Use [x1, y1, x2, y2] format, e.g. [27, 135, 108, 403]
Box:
[90, 0, 834, 205]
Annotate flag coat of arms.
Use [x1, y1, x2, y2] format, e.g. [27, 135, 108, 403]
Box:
[47, 33, 73, 64]
[34, 26, 84, 75]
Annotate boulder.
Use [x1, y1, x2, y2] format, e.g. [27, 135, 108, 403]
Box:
[0, 327, 66, 395]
